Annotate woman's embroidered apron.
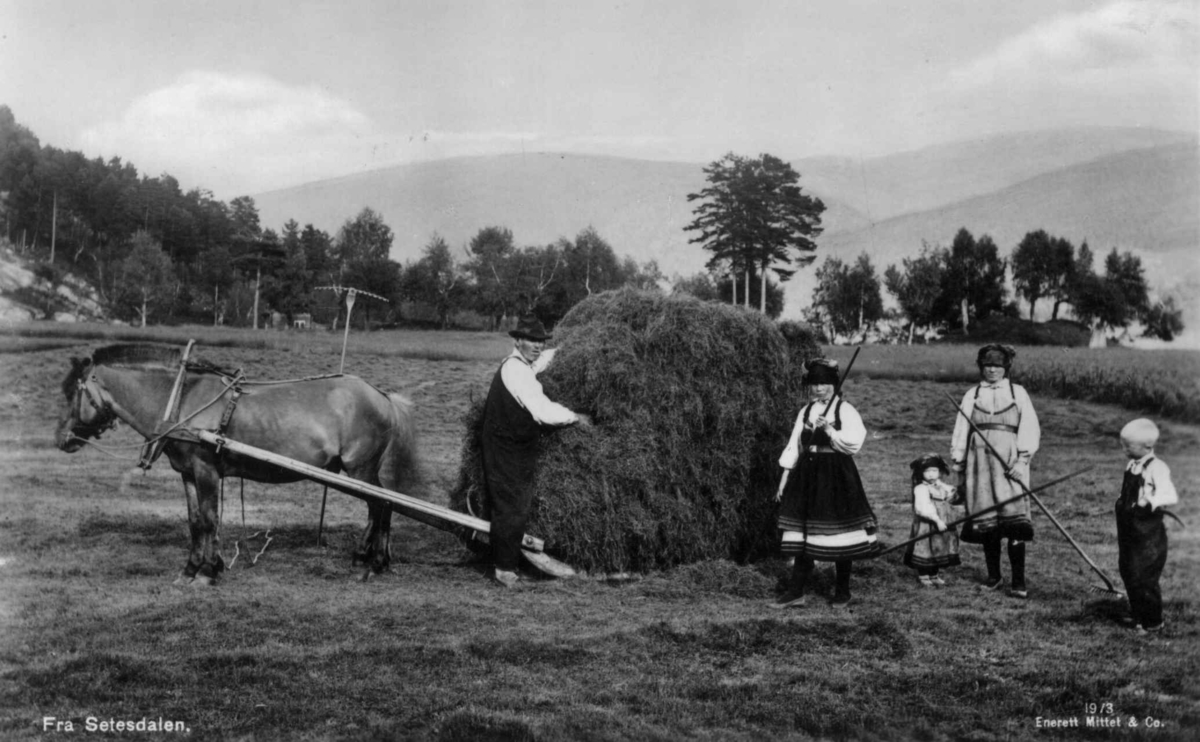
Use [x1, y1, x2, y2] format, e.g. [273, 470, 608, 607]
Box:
[960, 382, 1033, 543]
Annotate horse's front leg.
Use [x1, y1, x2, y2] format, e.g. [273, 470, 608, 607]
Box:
[175, 468, 224, 586]
[354, 499, 393, 578]
[174, 473, 202, 584]
[192, 465, 225, 585]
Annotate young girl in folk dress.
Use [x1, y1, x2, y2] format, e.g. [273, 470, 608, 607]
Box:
[904, 454, 961, 586]
[772, 358, 880, 609]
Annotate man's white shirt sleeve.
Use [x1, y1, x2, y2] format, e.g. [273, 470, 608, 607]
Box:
[501, 351, 578, 426]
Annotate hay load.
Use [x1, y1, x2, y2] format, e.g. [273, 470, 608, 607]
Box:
[451, 288, 822, 574]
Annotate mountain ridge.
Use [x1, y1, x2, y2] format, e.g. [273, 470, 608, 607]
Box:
[252, 127, 1198, 328]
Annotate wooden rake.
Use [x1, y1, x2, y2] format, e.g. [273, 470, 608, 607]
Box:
[945, 391, 1124, 597]
[878, 467, 1091, 557]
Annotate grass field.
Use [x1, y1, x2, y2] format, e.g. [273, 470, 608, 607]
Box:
[0, 321, 513, 362]
[0, 329, 1197, 740]
[826, 344, 1200, 424]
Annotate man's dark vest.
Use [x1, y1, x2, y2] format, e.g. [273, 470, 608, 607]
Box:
[483, 357, 540, 443]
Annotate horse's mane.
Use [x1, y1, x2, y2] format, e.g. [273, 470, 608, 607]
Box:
[90, 344, 240, 377]
[92, 344, 182, 368]
[61, 357, 89, 399]
[61, 344, 176, 402]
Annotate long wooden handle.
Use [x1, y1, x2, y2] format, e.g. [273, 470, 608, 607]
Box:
[878, 467, 1090, 556]
[195, 430, 545, 553]
[162, 340, 196, 423]
[820, 346, 861, 417]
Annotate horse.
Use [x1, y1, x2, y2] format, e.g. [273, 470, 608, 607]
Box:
[55, 343, 419, 585]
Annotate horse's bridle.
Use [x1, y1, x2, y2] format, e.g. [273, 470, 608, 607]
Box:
[72, 366, 118, 438]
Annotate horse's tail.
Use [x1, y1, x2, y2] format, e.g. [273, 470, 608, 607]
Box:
[380, 392, 421, 492]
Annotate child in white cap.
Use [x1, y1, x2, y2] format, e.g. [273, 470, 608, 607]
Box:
[1115, 418, 1178, 634]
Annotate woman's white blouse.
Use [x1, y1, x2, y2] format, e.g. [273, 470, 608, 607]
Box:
[950, 381, 1040, 468]
[779, 396, 866, 469]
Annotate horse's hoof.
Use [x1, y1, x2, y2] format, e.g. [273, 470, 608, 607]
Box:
[191, 574, 215, 588]
[172, 575, 193, 586]
[359, 568, 373, 583]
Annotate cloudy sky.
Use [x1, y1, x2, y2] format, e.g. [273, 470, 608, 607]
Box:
[2, 0, 1195, 199]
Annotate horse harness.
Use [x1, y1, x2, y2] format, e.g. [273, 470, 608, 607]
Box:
[74, 368, 119, 438]
[75, 346, 342, 469]
[137, 362, 248, 468]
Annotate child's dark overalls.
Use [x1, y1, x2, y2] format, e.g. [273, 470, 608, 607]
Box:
[1115, 460, 1168, 629]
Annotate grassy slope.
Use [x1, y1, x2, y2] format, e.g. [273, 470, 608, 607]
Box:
[0, 340, 1197, 741]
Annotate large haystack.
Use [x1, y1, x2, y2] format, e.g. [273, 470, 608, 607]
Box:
[450, 288, 822, 574]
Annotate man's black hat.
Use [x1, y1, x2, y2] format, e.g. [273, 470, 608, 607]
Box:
[510, 315, 551, 342]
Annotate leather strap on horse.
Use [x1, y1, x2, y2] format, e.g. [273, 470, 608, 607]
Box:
[139, 341, 196, 470]
[217, 377, 245, 436]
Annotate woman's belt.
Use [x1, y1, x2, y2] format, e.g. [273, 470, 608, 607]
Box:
[805, 445, 835, 454]
[974, 423, 1018, 433]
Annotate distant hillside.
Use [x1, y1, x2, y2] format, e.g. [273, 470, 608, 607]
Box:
[253, 128, 1197, 330]
[806, 140, 1199, 320]
[254, 152, 869, 278]
[796, 127, 1195, 225]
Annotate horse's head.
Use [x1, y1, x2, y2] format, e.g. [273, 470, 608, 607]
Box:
[56, 356, 117, 452]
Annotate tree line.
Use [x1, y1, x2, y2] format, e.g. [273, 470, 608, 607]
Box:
[0, 106, 660, 329]
[677, 148, 1182, 343]
[805, 227, 1183, 343]
[1, 106, 1184, 341]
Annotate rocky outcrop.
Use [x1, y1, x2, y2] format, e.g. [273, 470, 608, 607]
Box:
[0, 245, 107, 324]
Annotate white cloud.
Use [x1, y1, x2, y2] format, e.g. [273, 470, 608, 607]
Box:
[950, 0, 1198, 88]
[74, 73, 681, 197]
[79, 71, 375, 197]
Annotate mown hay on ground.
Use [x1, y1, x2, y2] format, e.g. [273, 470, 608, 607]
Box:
[450, 288, 822, 574]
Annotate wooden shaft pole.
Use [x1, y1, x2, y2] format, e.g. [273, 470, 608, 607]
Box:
[877, 467, 1090, 556]
[195, 430, 546, 552]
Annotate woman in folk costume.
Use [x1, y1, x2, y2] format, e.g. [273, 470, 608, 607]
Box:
[903, 453, 962, 587]
[950, 344, 1041, 598]
[772, 358, 880, 609]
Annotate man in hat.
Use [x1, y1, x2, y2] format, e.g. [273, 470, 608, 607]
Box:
[481, 315, 591, 588]
[950, 344, 1040, 598]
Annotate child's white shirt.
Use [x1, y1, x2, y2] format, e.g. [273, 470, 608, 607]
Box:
[1127, 454, 1178, 510]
